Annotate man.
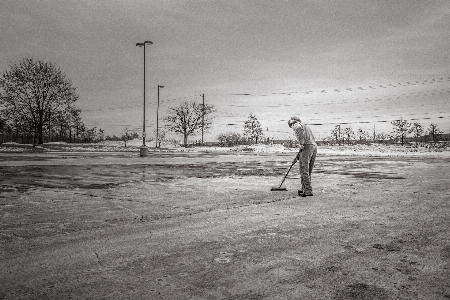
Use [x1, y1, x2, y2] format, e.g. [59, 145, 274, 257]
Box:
[288, 116, 317, 197]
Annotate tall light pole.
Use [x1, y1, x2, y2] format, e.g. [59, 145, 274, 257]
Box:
[136, 41, 153, 157]
[201, 94, 205, 145]
[156, 85, 164, 148]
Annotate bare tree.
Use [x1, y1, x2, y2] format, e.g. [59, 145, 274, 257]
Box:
[122, 127, 130, 147]
[343, 126, 354, 145]
[375, 132, 389, 143]
[72, 111, 86, 143]
[85, 127, 96, 143]
[98, 128, 105, 142]
[153, 127, 166, 148]
[243, 113, 263, 144]
[391, 117, 412, 146]
[357, 128, 370, 143]
[427, 123, 443, 142]
[164, 101, 215, 147]
[330, 125, 342, 145]
[410, 122, 423, 144]
[1, 58, 79, 144]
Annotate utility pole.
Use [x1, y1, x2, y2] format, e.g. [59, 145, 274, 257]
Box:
[373, 124, 376, 142]
[156, 85, 164, 148]
[201, 94, 205, 145]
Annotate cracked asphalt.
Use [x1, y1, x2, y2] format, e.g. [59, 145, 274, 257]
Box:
[1, 151, 449, 299]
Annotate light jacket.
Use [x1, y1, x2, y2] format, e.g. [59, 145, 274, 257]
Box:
[294, 123, 317, 147]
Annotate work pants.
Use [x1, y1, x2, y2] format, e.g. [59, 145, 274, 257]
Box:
[300, 144, 317, 194]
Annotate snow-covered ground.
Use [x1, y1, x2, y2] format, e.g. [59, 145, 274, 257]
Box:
[1, 139, 449, 158]
[161, 142, 450, 158]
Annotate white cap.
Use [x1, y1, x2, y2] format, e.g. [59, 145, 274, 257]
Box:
[288, 116, 301, 127]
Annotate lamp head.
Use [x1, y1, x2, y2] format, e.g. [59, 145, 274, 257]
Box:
[136, 41, 152, 47]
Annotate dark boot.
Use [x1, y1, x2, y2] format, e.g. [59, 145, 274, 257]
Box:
[299, 192, 313, 197]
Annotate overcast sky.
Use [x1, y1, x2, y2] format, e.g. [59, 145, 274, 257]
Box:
[1, 0, 449, 142]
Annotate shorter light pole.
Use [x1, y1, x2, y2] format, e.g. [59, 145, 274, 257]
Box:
[156, 85, 164, 148]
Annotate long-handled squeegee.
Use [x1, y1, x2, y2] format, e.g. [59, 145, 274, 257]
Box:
[270, 160, 296, 191]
